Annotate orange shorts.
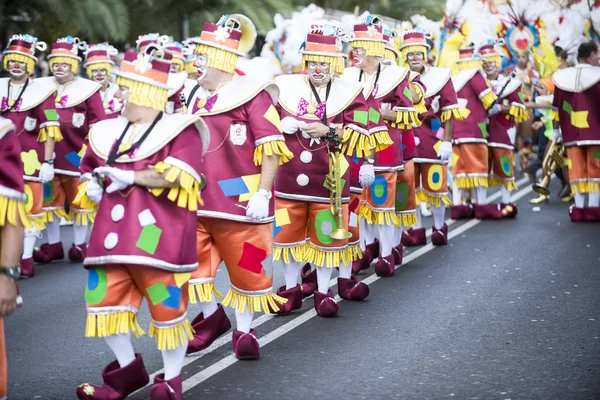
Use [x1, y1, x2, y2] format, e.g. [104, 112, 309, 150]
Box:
[363, 171, 397, 213]
[43, 175, 88, 214]
[567, 145, 600, 193]
[0, 319, 5, 400]
[23, 182, 44, 231]
[414, 163, 451, 207]
[348, 192, 362, 247]
[488, 147, 517, 189]
[452, 143, 488, 188]
[395, 160, 417, 227]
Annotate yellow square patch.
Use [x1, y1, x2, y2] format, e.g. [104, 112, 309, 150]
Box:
[565, 158, 572, 169]
[339, 154, 349, 176]
[263, 104, 282, 133]
[275, 208, 291, 227]
[571, 111, 589, 129]
[239, 174, 261, 202]
[174, 272, 191, 288]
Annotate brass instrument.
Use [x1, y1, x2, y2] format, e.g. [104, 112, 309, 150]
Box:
[324, 134, 352, 240]
[533, 139, 568, 196]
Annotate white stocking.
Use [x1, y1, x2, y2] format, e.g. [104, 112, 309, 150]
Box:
[103, 332, 135, 368]
[378, 224, 396, 257]
[316, 266, 333, 294]
[235, 308, 254, 334]
[431, 205, 446, 230]
[46, 219, 60, 244]
[73, 222, 88, 246]
[201, 297, 218, 318]
[394, 223, 404, 247]
[415, 205, 423, 228]
[574, 192, 585, 208]
[476, 186, 488, 205]
[338, 263, 352, 279]
[452, 182, 463, 205]
[588, 191, 600, 207]
[361, 219, 377, 245]
[161, 341, 187, 380]
[23, 230, 38, 259]
[283, 260, 303, 290]
[500, 186, 511, 204]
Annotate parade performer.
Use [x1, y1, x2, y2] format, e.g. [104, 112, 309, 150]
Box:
[342, 16, 422, 277]
[400, 29, 464, 246]
[34, 36, 105, 264]
[186, 14, 292, 359]
[272, 23, 392, 317]
[0, 116, 27, 400]
[74, 44, 210, 399]
[449, 46, 498, 219]
[164, 42, 188, 114]
[1, 34, 63, 277]
[552, 40, 600, 222]
[480, 40, 528, 217]
[84, 43, 122, 118]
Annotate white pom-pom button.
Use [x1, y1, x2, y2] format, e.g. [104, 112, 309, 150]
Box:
[296, 174, 309, 186]
[300, 151, 313, 164]
[111, 205, 125, 222]
[104, 233, 119, 250]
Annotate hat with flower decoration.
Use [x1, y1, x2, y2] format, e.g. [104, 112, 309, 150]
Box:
[299, 24, 348, 75]
[478, 39, 505, 67]
[349, 15, 386, 57]
[2, 34, 47, 75]
[456, 44, 483, 71]
[48, 36, 87, 72]
[183, 37, 199, 73]
[113, 44, 172, 111]
[383, 28, 399, 61]
[399, 29, 431, 61]
[136, 33, 170, 52]
[84, 43, 118, 78]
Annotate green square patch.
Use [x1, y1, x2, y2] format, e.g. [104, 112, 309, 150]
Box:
[517, 91, 525, 103]
[368, 107, 381, 124]
[44, 109, 59, 121]
[478, 122, 488, 138]
[403, 86, 413, 102]
[562, 100, 573, 115]
[594, 148, 600, 160]
[146, 282, 170, 305]
[136, 224, 162, 255]
[353, 110, 368, 125]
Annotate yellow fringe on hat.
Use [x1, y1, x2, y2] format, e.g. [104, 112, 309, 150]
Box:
[85, 311, 145, 338]
[273, 243, 308, 264]
[86, 63, 113, 79]
[453, 176, 489, 189]
[115, 75, 168, 112]
[188, 281, 223, 304]
[488, 177, 518, 191]
[301, 54, 345, 75]
[0, 195, 30, 228]
[151, 161, 204, 211]
[359, 204, 401, 227]
[195, 44, 239, 74]
[222, 288, 288, 314]
[185, 61, 196, 74]
[483, 56, 502, 67]
[49, 56, 80, 73]
[3, 53, 36, 76]
[456, 60, 483, 72]
[171, 58, 185, 72]
[43, 208, 73, 223]
[341, 127, 393, 157]
[400, 47, 427, 64]
[253, 140, 294, 166]
[509, 104, 528, 123]
[149, 319, 194, 351]
[386, 110, 421, 130]
[397, 211, 418, 227]
[38, 125, 63, 143]
[304, 244, 353, 269]
[416, 190, 452, 207]
[348, 241, 363, 261]
[384, 49, 398, 62]
[550, 109, 559, 121]
[351, 40, 385, 58]
[441, 107, 469, 122]
[480, 90, 498, 110]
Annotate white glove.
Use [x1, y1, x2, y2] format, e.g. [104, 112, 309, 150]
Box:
[487, 103, 502, 117]
[414, 136, 421, 147]
[431, 95, 441, 113]
[281, 117, 307, 134]
[437, 141, 453, 162]
[246, 189, 271, 221]
[86, 178, 104, 204]
[39, 162, 55, 183]
[93, 166, 135, 194]
[359, 163, 375, 187]
[551, 128, 562, 142]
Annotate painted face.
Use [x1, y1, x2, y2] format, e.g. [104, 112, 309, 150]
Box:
[116, 85, 130, 112]
[517, 52, 529, 68]
[308, 61, 331, 84]
[92, 68, 108, 84]
[483, 60, 498, 75]
[536, 84, 547, 96]
[351, 47, 366, 66]
[7, 60, 27, 78]
[195, 53, 208, 82]
[53, 62, 71, 78]
[407, 52, 424, 69]
[170, 63, 181, 74]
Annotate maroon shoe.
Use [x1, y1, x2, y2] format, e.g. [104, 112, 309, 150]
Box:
[300, 263, 317, 298]
[392, 244, 403, 266]
[569, 206, 585, 222]
[33, 242, 64, 264]
[76, 353, 149, 400]
[149, 374, 182, 400]
[69, 243, 87, 263]
[19, 257, 35, 278]
[232, 329, 260, 360]
[431, 224, 448, 246]
[187, 304, 231, 355]
[313, 290, 338, 317]
[365, 239, 380, 260]
[500, 203, 518, 218]
[450, 205, 474, 220]
[402, 227, 426, 247]
[351, 251, 372, 274]
[473, 204, 507, 220]
[373, 254, 395, 277]
[583, 206, 600, 222]
[337, 277, 370, 301]
[270, 285, 302, 315]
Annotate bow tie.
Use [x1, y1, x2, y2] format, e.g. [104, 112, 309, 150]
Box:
[1, 97, 22, 111]
[297, 98, 325, 120]
[194, 94, 218, 113]
[56, 95, 68, 107]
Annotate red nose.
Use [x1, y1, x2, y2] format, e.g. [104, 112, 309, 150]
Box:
[315, 68, 321, 74]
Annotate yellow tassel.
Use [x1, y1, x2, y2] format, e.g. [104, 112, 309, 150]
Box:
[149, 319, 194, 351]
[359, 204, 401, 227]
[152, 161, 204, 210]
[0, 196, 30, 228]
[488, 177, 518, 191]
[115, 76, 168, 112]
[86, 63, 113, 80]
[85, 311, 144, 338]
[341, 127, 393, 157]
[509, 104, 529, 123]
[386, 110, 421, 130]
[222, 289, 288, 314]
[384, 49, 398, 62]
[75, 211, 95, 226]
[589, 182, 600, 193]
[412, 83, 426, 110]
[550, 109, 559, 122]
[49, 56, 80, 74]
[195, 44, 239, 74]
[453, 176, 489, 189]
[400, 211, 418, 227]
[3, 53, 36, 76]
[302, 54, 345, 75]
[456, 60, 483, 72]
[25, 215, 45, 232]
[480, 90, 498, 110]
[188, 282, 223, 304]
[348, 242, 363, 261]
[304, 244, 354, 268]
[73, 180, 96, 210]
[570, 181, 595, 194]
[416, 190, 452, 207]
[350, 40, 385, 58]
[253, 140, 294, 166]
[441, 108, 469, 122]
[273, 243, 308, 264]
[42, 208, 73, 223]
[37, 125, 63, 143]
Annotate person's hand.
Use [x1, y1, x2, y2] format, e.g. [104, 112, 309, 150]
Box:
[487, 103, 502, 117]
[303, 123, 330, 138]
[359, 163, 375, 187]
[0, 274, 18, 317]
[380, 109, 397, 121]
[246, 189, 271, 221]
[430, 95, 441, 113]
[39, 162, 55, 183]
[281, 117, 307, 134]
[86, 177, 104, 203]
[437, 141, 453, 162]
[93, 166, 135, 194]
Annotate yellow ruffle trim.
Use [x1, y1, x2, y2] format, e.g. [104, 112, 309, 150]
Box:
[152, 161, 204, 211]
[304, 244, 353, 269]
[253, 140, 294, 166]
[488, 177, 518, 191]
[386, 110, 421, 130]
[273, 243, 307, 264]
[222, 289, 288, 314]
[509, 104, 529, 123]
[73, 180, 98, 212]
[571, 181, 600, 194]
[397, 211, 418, 227]
[43, 208, 73, 223]
[74, 211, 95, 226]
[85, 311, 145, 339]
[149, 319, 195, 351]
[0, 196, 30, 228]
[341, 127, 393, 157]
[348, 242, 363, 261]
[188, 281, 223, 304]
[37, 125, 63, 143]
[441, 107, 469, 123]
[359, 204, 401, 227]
[453, 176, 489, 189]
[481, 91, 498, 110]
[416, 190, 452, 207]
[115, 75, 168, 112]
[26, 215, 45, 232]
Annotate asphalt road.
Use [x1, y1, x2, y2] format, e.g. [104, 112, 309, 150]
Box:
[5, 178, 600, 400]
